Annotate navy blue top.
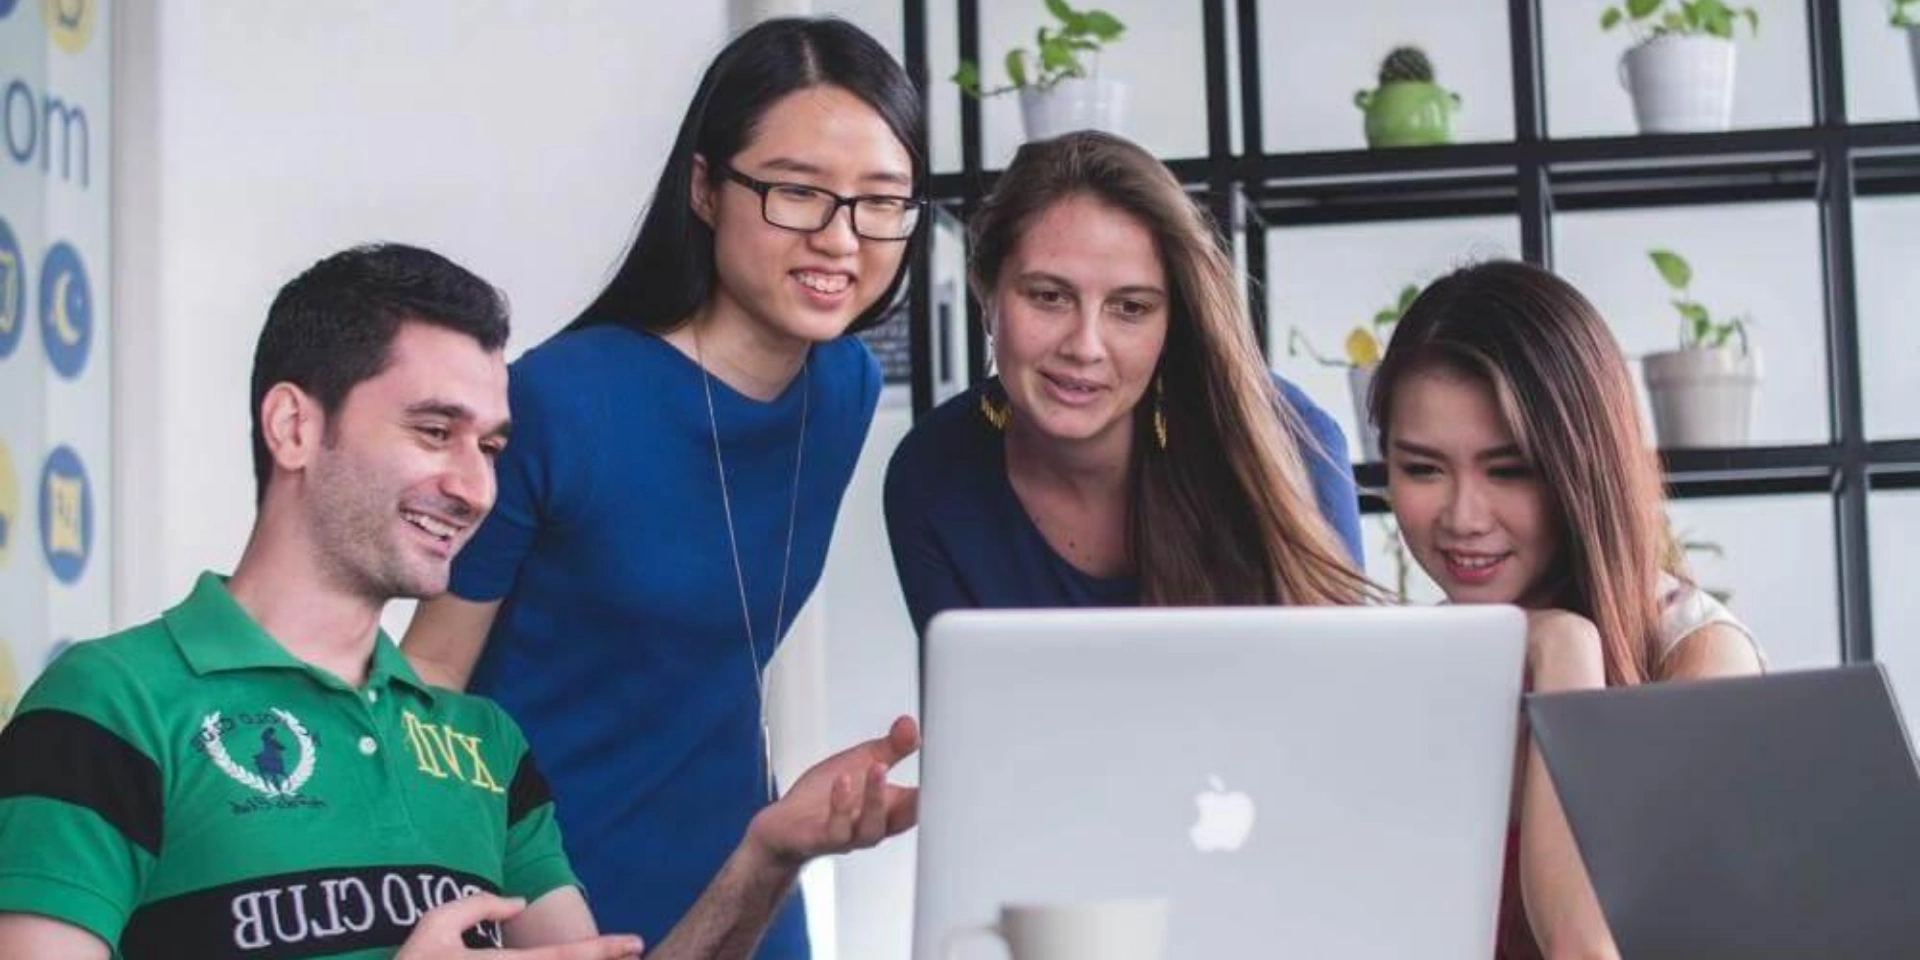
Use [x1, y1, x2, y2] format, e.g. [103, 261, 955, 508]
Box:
[883, 376, 1364, 635]
[449, 325, 881, 958]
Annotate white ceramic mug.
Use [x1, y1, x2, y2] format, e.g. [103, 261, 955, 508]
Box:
[943, 898, 1169, 960]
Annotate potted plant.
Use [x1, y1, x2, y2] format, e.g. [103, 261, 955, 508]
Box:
[1640, 249, 1760, 449]
[1602, 0, 1759, 134]
[1287, 282, 1421, 462]
[1354, 46, 1462, 148]
[953, 0, 1127, 142]
[1893, 0, 1920, 111]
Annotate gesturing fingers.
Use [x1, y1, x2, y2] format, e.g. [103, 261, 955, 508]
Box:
[826, 771, 858, 848]
[853, 763, 890, 847]
[885, 784, 920, 836]
[414, 893, 526, 941]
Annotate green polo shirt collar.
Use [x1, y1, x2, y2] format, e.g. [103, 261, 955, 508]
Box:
[162, 570, 436, 702]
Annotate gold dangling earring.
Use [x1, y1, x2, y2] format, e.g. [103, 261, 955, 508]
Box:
[980, 388, 1011, 432]
[1153, 375, 1169, 450]
[979, 324, 1011, 431]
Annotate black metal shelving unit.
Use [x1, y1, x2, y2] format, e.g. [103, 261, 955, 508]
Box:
[898, 0, 1920, 663]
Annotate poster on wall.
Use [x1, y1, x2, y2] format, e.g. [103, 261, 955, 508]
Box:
[0, 0, 112, 723]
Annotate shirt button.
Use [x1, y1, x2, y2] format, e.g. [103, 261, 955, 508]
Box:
[366, 689, 379, 704]
[358, 736, 378, 756]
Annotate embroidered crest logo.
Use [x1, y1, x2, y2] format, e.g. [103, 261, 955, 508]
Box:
[201, 708, 317, 797]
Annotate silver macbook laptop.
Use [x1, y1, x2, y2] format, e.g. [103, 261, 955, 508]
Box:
[1527, 664, 1920, 959]
[915, 605, 1526, 960]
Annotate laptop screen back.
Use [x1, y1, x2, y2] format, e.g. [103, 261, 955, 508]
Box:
[1528, 665, 1920, 960]
[916, 605, 1525, 960]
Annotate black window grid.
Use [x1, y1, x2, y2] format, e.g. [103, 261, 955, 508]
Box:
[884, 0, 1920, 664]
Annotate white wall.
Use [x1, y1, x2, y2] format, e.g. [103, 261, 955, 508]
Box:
[114, 2, 723, 623]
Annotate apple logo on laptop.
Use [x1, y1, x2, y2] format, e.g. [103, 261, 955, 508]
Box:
[1189, 775, 1255, 852]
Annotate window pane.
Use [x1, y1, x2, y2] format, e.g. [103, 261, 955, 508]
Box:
[1257, 0, 1514, 152]
[1666, 494, 1840, 671]
[1553, 202, 1829, 447]
[1871, 490, 1920, 733]
[968, 0, 1210, 168]
[810, 0, 904, 61]
[929, 205, 973, 404]
[1543, 0, 1813, 138]
[1853, 196, 1920, 441]
[1842, 0, 1920, 123]
[928, 0, 962, 173]
[1266, 217, 1522, 463]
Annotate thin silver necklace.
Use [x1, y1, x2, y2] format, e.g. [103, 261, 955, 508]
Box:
[695, 327, 807, 805]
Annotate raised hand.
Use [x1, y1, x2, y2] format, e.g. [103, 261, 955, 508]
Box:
[746, 715, 920, 868]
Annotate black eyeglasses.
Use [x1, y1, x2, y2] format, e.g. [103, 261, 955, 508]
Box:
[720, 165, 924, 242]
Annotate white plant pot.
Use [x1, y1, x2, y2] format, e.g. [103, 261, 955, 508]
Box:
[1018, 77, 1127, 142]
[1619, 35, 1736, 134]
[1348, 364, 1381, 462]
[1642, 346, 1761, 448]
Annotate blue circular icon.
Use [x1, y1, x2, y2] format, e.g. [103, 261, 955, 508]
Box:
[39, 241, 92, 379]
[0, 218, 23, 359]
[0, 0, 18, 20]
[38, 444, 91, 584]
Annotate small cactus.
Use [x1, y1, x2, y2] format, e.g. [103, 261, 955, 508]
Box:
[1378, 46, 1434, 84]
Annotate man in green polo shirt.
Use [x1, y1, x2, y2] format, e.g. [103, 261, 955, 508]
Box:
[0, 245, 919, 960]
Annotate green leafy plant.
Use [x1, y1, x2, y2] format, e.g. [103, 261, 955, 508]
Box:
[953, 0, 1125, 99]
[1288, 283, 1421, 368]
[1601, 0, 1759, 42]
[1893, 0, 1920, 27]
[1648, 249, 1750, 352]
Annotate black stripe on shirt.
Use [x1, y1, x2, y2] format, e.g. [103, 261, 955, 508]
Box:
[120, 864, 501, 960]
[506, 749, 553, 827]
[0, 708, 163, 855]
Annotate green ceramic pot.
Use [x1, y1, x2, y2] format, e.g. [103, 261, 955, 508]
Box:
[1353, 81, 1461, 148]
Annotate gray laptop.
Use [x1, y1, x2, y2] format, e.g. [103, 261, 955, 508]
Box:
[915, 605, 1527, 960]
[1527, 664, 1920, 959]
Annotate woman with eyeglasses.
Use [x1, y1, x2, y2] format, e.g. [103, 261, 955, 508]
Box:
[402, 18, 924, 959]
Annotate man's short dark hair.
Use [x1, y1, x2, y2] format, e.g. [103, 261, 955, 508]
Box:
[250, 243, 511, 503]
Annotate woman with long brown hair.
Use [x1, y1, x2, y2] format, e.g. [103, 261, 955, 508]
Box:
[1371, 259, 1765, 959]
[883, 131, 1373, 634]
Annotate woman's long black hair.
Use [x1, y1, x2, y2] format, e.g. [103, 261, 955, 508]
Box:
[568, 17, 925, 335]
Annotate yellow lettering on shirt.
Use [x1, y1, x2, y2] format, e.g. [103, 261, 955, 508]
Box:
[451, 732, 505, 794]
[400, 710, 449, 778]
[401, 710, 503, 794]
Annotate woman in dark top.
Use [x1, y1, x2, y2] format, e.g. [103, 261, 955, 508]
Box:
[884, 132, 1375, 634]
